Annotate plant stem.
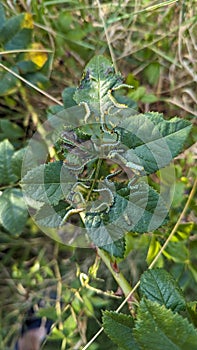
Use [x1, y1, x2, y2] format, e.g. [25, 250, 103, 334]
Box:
[53, 243, 63, 330]
[97, 248, 132, 297]
[79, 213, 132, 298]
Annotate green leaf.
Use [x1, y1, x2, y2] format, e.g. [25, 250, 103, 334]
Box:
[175, 223, 194, 241]
[85, 182, 169, 247]
[74, 55, 125, 117]
[85, 181, 168, 256]
[85, 210, 126, 257]
[5, 28, 32, 51]
[38, 306, 57, 322]
[187, 301, 197, 328]
[163, 241, 189, 263]
[103, 311, 140, 350]
[16, 60, 39, 74]
[141, 93, 158, 103]
[68, 56, 191, 179]
[21, 161, 76, 206]
[11, 148, 27, 179]
[126, 73, 139, 89]
[0, 14, 24, 45]
[63, 314, 77, 334]
[134, 299, 197, 350]
[0, 4, 6, 31]
[63, 143, 96, 172]
[128, 86, 146, 101]
[172, 181, 186, 207]
[21, 138, 49, 176]
[62, 87, 77, 108]
[0, 139, 18, 184]
[0, 188, 28, 234]
[0, 119, 24, 141]
[144, 62, 160, 86]
[0, 13, 33, 50]
[113, 90, 137, 110]
[18, 55, 193, 255]
[102, 238, 126, 258]
[47, 105, 65, 122]
[140, 269, 186, 312]
[35, 201, 69, 227]
[67, 56, 191, 179]
[24, 72, 50, 89]
[0, 67, 20, 96]
[57, 11, 73, 33]
[146, 236, 162, 265]
[118, 112, 192, 174]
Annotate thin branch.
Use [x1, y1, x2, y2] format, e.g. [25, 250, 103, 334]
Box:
[0, 63, 63, 106]
[166, 98, 197, 116]
[0, 49, 53, 55]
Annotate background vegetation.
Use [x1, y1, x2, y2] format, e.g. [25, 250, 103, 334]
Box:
[0, 1, 196, 349]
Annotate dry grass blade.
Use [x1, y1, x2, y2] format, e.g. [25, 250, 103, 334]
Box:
[0, 63, 63, 106]
[0, 49, 53, 55]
